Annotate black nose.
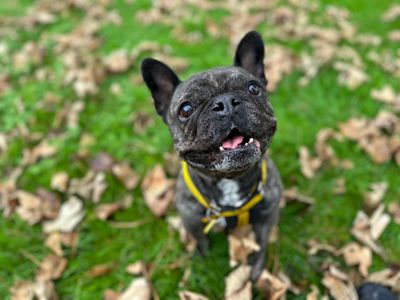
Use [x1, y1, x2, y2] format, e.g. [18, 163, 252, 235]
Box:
[212, 94, 241, 114]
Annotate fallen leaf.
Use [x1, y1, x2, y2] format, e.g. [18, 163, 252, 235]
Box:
[179, 291, 209, 300]
[86, 262, 116, 278]
[256, 269, 288, 300]
[333, 177, 346, 195]
[382, 4, 400, 22]
[43, 196, 84, 233]
[322, 265, 358, 300]
[142, 165, 174, 217]
[340, 242, 372, 276]
[36, 254, 67, 281]
[104, 49, 131, 73]
[225, 265, 252, 300]
[388, 202, 400, 224]
[51, 172, 69, 192]
[299, 146, 322, 178]
[283, 187, 315, 206]
[22, 140, 57, 166]
[228, 225, 260, 267]
[45, 232, 63, 256]
[119, 277, 151, 300]
[68, 171, 107, 203]
[95, 202, 121, 220]
[307, 239, 338, 256]
[388, 30, 400, 42]
[367, 268, 400, 293]
[36, 188, 61, 220]
[306, 285, 319, 300]
[16, 191, 43, 225]
[112, 162, 139, 190]
[167, 216, 196, 253]
[363, 182, 388, 211]
[333, 61, 369, 90]
[126, 260, 146, 275]
[90, 152, 114, 172]
[10, 280, 58, 300]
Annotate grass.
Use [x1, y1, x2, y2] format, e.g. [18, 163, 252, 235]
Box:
[0, 0, 399, 299]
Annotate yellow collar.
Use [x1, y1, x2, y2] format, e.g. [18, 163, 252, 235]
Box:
[181, 159, 268, 233]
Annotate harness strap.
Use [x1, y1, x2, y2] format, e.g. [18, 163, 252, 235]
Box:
[181, 160, 268, 234]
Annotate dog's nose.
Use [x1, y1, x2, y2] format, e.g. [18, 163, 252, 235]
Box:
[212, 95, 241, 114]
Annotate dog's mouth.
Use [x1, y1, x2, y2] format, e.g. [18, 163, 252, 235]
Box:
[219, 128, 261, 152]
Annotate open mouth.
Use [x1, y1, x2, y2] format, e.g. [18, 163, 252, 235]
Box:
[219, 128, 261, 152]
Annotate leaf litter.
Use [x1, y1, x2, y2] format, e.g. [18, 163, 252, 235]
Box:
[1, 0, 400, 298]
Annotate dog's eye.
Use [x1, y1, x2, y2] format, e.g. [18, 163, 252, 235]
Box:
[179, 102, 194, 119]
[247, 82, 261, 96]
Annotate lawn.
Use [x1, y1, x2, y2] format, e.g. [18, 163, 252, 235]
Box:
[0, 0, 399, 299]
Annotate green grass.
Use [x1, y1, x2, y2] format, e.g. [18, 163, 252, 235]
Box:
[0, 0, 399, 299]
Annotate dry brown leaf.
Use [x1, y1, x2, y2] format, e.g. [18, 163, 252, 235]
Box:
[103, 289, 120, 300]
[90, 152, 114, 172]
[167, 216, 196, 253]
[132, 111, 155, 134]
[299, 146, 322, 178]
[36, 188, 61, 220]
[256, 269, 288, 300]
[265, 45, 298, 92]
[119, 277, 151, 300]
[45, 232, 63, 256]
[388, 30, 400, 42]
[340, 242, 372, 277]
[283, 186, 315, 206]
[112, 162, 139, 190]
[126, 260, 146, 275]
[322, 271, 358, 300]
[388, 202, 400, 224]
[36, 254, 67, 281]
[179, 291, 209, 300]
[16, 191, 43, 225]
[86, 262, 116, 278]
[363, 182, 388, 211]
[43, 196, 84, 233]
[382, 4, 400, 22]
[104, 49, 131, 73]
[350, 205, 390, 257]
[95, 202, 121, 220]
[142, 165, 174, 217]
[68, 171, 107, 203]
[22, 140, 57, 166]
[228, 226, 260, 267]
[307, 239, 338, 256]
[10, 280, 58, 300]
[367, 268, 400, 293]
[60, 232, 79, 249]
[225, 265, 252, 300]
[371, 85, 400, 105]
[306, 285, 319, 300]
[333, 61, 369, 90]
[51, 172, 69, 192]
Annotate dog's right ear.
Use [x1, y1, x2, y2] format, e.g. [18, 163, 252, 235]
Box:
[141, 58, 181, 123]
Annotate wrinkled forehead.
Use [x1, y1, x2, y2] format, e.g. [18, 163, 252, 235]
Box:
[173, 67, 254, 99]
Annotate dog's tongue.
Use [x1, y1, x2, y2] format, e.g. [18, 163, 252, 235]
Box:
[222, 135, 244, 149]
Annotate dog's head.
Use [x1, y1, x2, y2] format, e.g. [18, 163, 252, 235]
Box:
[141, 31, 277, 178]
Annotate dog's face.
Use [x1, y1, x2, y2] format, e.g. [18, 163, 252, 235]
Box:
[141, 31, 277, 177]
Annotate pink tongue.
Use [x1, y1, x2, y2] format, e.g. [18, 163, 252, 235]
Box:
[222, 135, 244, 149]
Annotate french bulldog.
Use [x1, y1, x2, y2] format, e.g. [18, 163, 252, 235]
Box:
[141, 31, 282, 282]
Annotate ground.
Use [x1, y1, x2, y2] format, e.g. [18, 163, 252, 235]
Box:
[0, 0, 399, 299]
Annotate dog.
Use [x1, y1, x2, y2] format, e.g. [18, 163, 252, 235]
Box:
[141, 31, 282, 281]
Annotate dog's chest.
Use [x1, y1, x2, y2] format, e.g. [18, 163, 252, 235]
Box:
[216, 179, 247, 207]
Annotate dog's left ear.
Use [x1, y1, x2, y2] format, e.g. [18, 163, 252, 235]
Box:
[234, 31, 267, 86]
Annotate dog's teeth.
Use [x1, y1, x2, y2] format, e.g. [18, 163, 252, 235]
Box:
[219, 146, 224, 151]
[244, 142, 248, 146]
[249, 138, 254, 143]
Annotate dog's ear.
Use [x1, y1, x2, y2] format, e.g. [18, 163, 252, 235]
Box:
[141, 58, 181, 123]
[234, 31, 267, 86]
